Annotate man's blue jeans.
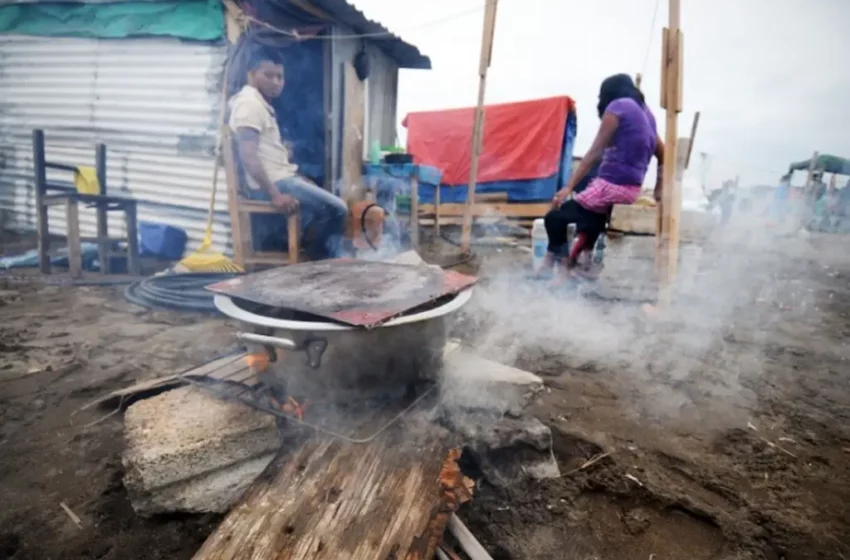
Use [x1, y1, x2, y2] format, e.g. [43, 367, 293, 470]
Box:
[246, 176, 347, 261]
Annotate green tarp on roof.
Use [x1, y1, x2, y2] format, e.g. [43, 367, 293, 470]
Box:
[0, 0, 223, 41]
[789, 154, 850, 175]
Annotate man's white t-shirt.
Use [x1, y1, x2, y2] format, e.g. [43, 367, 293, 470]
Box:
[228, 85, 297, 189]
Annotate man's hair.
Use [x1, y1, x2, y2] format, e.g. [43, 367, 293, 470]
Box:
[246, 43, 284, 73]
[597, 73, 645, 118]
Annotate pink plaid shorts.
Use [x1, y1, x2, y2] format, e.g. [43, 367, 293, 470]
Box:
[574, 177, 642, 214]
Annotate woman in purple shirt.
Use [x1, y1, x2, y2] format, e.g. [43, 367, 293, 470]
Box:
[539, 74, 664, 281]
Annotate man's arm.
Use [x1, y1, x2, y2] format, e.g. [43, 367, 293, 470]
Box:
[552, 112, 618, 206]
[235, 128, 298, 213]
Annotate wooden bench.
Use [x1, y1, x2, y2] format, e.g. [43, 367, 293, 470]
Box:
[222, 126, 300, 270]
[32, 129, 140, 278]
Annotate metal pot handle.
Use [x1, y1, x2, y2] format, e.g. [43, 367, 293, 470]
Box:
[235, 332, 327, 369]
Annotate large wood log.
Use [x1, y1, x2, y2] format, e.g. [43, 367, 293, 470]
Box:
[194, 417, 472, 560]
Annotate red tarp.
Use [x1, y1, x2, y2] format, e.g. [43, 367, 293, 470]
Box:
[402, 96, 575, 186]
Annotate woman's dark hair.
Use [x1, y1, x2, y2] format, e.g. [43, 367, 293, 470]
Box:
[597, 73, 645, 118]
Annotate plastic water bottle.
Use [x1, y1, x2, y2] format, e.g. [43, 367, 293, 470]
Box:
[531, 218, 548, 271]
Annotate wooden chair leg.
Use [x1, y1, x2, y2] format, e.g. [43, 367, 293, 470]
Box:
[32, 129, 50, 274]
[125, 203, 141, 276]
[410, 172, 420, 249]
[287, 212, 300, 265]
[65, 199, 82, 279]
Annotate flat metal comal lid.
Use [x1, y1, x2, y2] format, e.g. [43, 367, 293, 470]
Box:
[205, 258, 476, 328]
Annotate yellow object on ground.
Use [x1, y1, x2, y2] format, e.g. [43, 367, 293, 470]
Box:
[74, 166, 100, 195]
[177, 158, 243, 273]
[178, 58, 243, 274]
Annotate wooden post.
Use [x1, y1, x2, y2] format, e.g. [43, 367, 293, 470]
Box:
[434, 182, 442, 237]
[655, 0, 683, 308]
[460, 0, 499, 254]
[410, 167, 421, 249]
[635, 73, 642, 90]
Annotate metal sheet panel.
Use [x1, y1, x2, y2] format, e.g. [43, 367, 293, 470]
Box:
[366, 45, 399, 148]
[0, 35, 234, 254]
[206, 258, 477, 328]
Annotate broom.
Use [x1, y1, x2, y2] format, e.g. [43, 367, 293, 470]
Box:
[178, 56, 243, 274]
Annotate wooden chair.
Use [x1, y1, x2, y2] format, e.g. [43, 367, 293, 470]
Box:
[32, 129, 140, 278]
[222, 126, 300, 270]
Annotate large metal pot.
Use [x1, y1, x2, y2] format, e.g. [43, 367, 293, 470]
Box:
[213, 289, 473, 403]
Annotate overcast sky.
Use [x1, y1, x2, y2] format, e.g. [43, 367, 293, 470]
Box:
[351, 0, 850, 196]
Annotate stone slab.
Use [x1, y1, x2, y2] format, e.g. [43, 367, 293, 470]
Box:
[440, 346, 544, 416]
[444, 412, 560, 486]
[122, 385, 280, 516]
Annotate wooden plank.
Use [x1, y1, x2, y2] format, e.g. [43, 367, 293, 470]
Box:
[420, 202, 549, 218]
[475, 192, 509, 202]
[193, 427, 472, 560]
[78, 352, 253, 412]
[611, 203, 712, 241]
[341, 62, 365, 202]
[685, 111, 700, 169]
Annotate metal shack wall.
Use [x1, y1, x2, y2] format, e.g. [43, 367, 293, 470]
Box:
[329, 30, 399, 187]
[0, 35, 232, 252]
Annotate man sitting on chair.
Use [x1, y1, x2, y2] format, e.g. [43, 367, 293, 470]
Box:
[229, 47, 347, 260]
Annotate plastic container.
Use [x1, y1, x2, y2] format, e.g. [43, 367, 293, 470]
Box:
[139, 222, 188, 261]
[369, 140, 381, 166]
[531, 218, 548, 270]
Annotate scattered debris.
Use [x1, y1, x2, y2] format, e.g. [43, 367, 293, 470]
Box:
[448, 514, 494, 560]
[561, 451, 614, 477]
[59, 502, 82, 529]
[625, 473, 644, 487]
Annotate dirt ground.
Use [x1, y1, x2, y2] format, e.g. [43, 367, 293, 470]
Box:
[1, 227, 849, 559]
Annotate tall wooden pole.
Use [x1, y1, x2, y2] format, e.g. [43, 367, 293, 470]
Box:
[655, 0, 683, 308]
[460, 0, 499, 254]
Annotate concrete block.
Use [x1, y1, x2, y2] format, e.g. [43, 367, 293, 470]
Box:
[440, 347, 544, 416]
[122, 386, 280, 516]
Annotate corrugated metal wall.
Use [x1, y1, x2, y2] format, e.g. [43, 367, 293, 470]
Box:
[0, 35, 233, 252]
[365, 43, 399, 148]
